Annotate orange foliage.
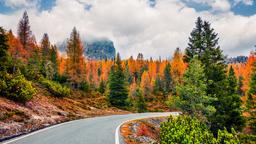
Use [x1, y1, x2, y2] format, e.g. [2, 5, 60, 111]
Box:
[7, 31, 28, 62]
[170, 48, 187, 85]
[59, 57, 66, 75]
[231, 52, 256, 94]
[140, 71, 152, 98]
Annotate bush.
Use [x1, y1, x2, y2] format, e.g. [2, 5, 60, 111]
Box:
[0, 71, 36, 103]
[238, 134, 256, 144]
[160, 115, 240, 144]
[39, 78, 71, 97]
[80, 81, 90, 92]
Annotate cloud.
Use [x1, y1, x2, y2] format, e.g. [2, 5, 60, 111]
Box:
[0, 0, 255, 59]
[211, 0, 231, 12]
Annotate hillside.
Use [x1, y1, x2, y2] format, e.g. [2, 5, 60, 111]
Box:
[0, 83, 129, 141]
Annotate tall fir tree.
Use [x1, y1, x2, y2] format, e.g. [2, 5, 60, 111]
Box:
[212, 66, 245, 132]
[17, 11, 32, 52]
[184, 17, 242, 134]
[107, 53, 128, 108]
[26, 43, 41, 80]
[134, 87, 146, 113]
[50, 45, 59, 80]
[40, 33, 51, 77]
[246, 62, 256, 134]
[176, 57, 215, 121]
[41, 33, 51, 60]
[153, 74, 162, 95]
[163, 63, 172, 97]
[66, 27, 85, 86]
[238, 76, 244, 96]
[98, 78, 106, 94]
[124, 61, 133, 85]
[0, 27, 11, 72]
[184, 17, 204, 63]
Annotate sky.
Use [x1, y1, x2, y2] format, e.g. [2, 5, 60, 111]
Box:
[0, 0, 255, 59]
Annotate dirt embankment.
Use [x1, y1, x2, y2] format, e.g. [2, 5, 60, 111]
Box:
[0, 83, 130, 141]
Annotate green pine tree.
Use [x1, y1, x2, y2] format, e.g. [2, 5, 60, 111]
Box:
[153, 74, 162, 95]
[184, 17, 204, 63]
[134, 87, 146, 113]
[27, 46, 41, 80]
[163, 63, 173, 97]
[0, 27, 11, 95]
[40, 33, 51, 77]
[238, 76, 244, 96]
[124, 61, 133, 84]
[246, 62, 256, 134]
[185, 17, 240, 134]
[0, 27, 11, 72]
[98, 79, 106, 94]
[213, 66, 245, 132]
[176, 57, 215, 120]
[107, 53, 128, 108]
[50, 45, 59, 80]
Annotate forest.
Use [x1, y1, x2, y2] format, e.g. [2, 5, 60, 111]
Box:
[0, 11, 255, 143]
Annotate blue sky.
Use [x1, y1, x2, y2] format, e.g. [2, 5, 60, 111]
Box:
[1, 0, 255, 16]
[182, 0, 256, 16]
[0, 0, 56, 13]
[0, 0, 255, 58]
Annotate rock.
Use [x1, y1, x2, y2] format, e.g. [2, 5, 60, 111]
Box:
[57, 111, 69, 117]
[88, 106, 97, 110]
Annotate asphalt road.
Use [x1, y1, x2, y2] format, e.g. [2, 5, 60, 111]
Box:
[3, 112, 179, 144]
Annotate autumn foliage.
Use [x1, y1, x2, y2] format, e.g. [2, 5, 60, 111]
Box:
[1, 11, 255, 138]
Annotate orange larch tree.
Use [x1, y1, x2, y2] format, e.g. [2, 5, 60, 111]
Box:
[66, 27, 85, 86]
[170, 48, 186, 87]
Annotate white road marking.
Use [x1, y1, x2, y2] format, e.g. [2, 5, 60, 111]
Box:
[115, 112, 181, 144]
[2, 119, 83, 144]
[2, 112, 181, 144]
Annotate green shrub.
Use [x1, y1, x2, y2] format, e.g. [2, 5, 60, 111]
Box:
[238, 134, 256, 144]
[160, 115, 240, 144]
[0, 71, 36, 103]
[39, 77, 70, 97]
[0, 109, 25, 121]
[80, 81, 90, 92]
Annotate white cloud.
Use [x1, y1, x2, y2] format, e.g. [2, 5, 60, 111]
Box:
[211, 0, 231, 12]
[0, 0, 255, 59]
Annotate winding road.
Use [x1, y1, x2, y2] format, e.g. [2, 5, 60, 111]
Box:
[3, 112, 179, 144]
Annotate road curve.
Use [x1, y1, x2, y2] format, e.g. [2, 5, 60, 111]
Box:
[3, 112, 179, 144]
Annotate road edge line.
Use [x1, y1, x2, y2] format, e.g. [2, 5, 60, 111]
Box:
[115, 112, 180, 144]
[2, 114, 129, 144]
[2, 119, 84, 144]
